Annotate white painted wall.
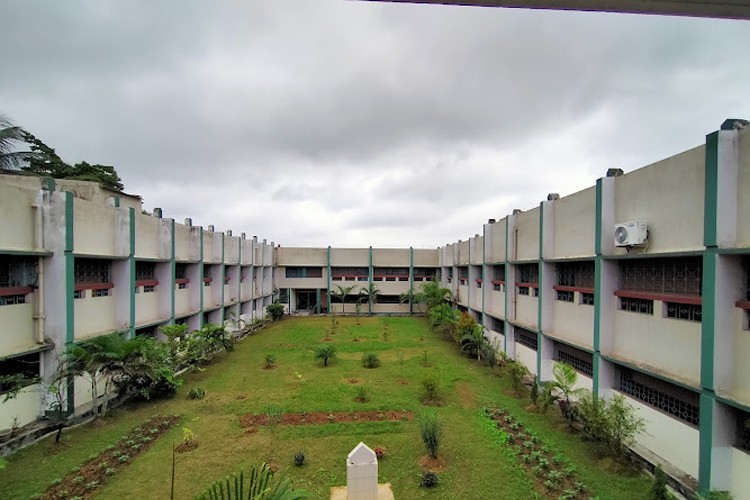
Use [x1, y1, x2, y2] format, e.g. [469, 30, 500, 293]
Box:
[729, 447, 750, 499]
[613, 146, 705, 255]
[372, 248, 409, 266]
[515, 208, 540, 262]
[134, 213, 165, 260]
[611, 307, 701, 386]
[134, 291, 162, 326]
[730, 307, 750, 404]
[0, 383, 41, 431]
[515, 343, 537, 376]
[457, 240, 469, 265]
[0, 302, 36, 357]
[616, 391, 700, 480]
[487, 289, 505, 318]
[515, 294, 538, 329]
[0, 184, 38, 251]
[551, 186, 596, 259]
[735, 127, 750, 247]
[413, 249, 438, 266]
[74, 293, 121, 339]
[549, 299, 594, 350]
[485, 219, 507, 263]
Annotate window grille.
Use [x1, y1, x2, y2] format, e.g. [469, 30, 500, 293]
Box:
[665, 302, 702, 322]
[73, 290, 84, 299]
[581, 293, 595, 306]
[278, 288, 289, 303]
[620, 297, 653, 315]
[446, 268, 453, 278]
[203, 265, 212, 279]
[743, 257, 750, 301]
[515, 327, 538, 351]
[178, 283, 188, 290]
[414, 268, 436, 280]
[554, 342, 593, 376]
[518, 264, 538, 284]
[143, 285, 156, 293]
[74, 258, 111, 283]
[556, 290, 574, 302]
[331, 267, 368, 279]
[615, 365, 699, 426]
[135, 261, 156, 282]
[0, 256, 37, 288]
[518, 286, 529, 296]
[557, 261, 595, 287]
[619, 257, 702, 296]
[492, 317, 505, 333]
[306, 267, 323, 278]
[493, 265, 506, 281]
[93, 288, 110, 297]
[735, 408, 750, 452]
[458, 267, 469, 279]
[0, 353, 39, 395]
[175, 263, 188, 280]
[374, 267, 408, 277]
[0, 294, 26, 306]
[285, 267, 305, 278]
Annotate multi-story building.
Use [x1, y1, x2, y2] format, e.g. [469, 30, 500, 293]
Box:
[1, 119, 748, 497]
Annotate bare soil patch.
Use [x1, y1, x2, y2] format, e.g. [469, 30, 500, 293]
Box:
[417, 455, 447, 472]
[239, 410, 413, 428]
[456, 382, 477, 409]
[347, 378, 361, 384]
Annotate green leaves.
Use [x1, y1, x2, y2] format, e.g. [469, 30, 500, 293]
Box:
[197, 462, 308, 500]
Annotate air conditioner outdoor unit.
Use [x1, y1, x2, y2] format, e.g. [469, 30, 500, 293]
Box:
[614, 221, 648, 247]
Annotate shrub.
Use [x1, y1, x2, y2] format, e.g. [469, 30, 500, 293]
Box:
[266, 405, 283, 425]
[263, 353, 276, 368]
[314, 345, 336, 367]
[648, 466, 672, 500]
[419, 412, 443, 458]
[530, 376, 539, 407]
[266, 303, 284, 321]
[509, 361, 528, 396]
[420, 377, 442, 404]
[421, 471, 439, 488]
[354, 386, 369, 403]
[374, 446, 385, 460]
[188, 387, 206, 400]
[577, 392, 646, 460]
[294, 451, 305, 466]
[197, 462, 307, 500]
[361, 353, 380, 369]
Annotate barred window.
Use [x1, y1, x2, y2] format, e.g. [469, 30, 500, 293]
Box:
[742, 257, 750, 301]
[492, 317, 505, 333]
[616, 365, 699, 426]
[178, 283, 188, 290]
[285, 267, 323, 278]
[446, 268, 453, 278]
[458, 267, 469, 279]
[203, 265, 212, 279]
[518, 264, 538, 284]
[331, 267, 368, 279]
[554, 342, 593, 376]
[0, 256, 37, 288]
[175, 263, 188, 280]
[0, 353, 39, 395]
[515, 327, 538, 351]
[75, 258, 111, 283]
[665, 302, 702, 322]
[414, 268, 436, 280]
[374, 267, 409, 281]
[135, 261, 156, 282]
[620, 297, 653, 315]
[278, 288, 289, 303]
[73, 290, 84, 299]
[143, 285, 156, 293]
[557, 290, 574, 302]
[0, 294, 27, 306]
[734, 407, 750, 453]
[557, 261, 595, 287]
[581, 293, 595, 306]
[378, 295, 401, 304]
[493, 265, 506, 282]
[93, 288, 110, 297]
[619, 257, 702, 296]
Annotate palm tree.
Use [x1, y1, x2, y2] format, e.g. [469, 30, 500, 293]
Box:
[332, 284, 355, 314]
[0, 114, 31, 170]
[198, 462, 308, 500]
[359, 283, 380, 315]
[416, 279, 452, 310]
[399, 288, 416, 314]
[460, 324, 487, 361]
[542, 362, 587, 428]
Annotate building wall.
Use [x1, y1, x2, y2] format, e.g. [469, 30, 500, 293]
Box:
[550, 187, 595, 259]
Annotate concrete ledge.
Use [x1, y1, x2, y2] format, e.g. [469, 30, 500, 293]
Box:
[330, 483, 394, 500]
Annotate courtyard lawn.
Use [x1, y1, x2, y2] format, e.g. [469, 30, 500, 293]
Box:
[3, 317, 651, 499]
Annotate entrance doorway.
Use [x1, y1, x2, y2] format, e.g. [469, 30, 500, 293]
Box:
[296, 290, 318, 312]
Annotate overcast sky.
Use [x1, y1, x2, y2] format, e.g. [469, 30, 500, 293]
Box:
[3, 1, 749, 248]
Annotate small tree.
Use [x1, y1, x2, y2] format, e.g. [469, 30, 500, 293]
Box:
[419, 412, 443, 459]
[416, 279, 452, 310]
[460, 324, 487, 361]
[577, 392, 646, 460]
[359, 283, 380, 315]
[267, 302, 284, 321]
[648, 466, 672, 500]
[332, 285, 355, 315]
[314, 345, 336, 367]
[541, 363, 586, 428]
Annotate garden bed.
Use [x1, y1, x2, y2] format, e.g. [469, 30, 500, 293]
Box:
[41, 415, 180, 500]
[239, 410, 413, 428]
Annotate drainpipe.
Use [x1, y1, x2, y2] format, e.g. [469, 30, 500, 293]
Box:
[32, 203, 46, 344]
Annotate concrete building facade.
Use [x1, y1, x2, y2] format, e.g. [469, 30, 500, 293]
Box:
[1, 119, 749, 497]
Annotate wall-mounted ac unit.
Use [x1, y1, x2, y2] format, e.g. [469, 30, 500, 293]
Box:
[614, 221, 648, 247]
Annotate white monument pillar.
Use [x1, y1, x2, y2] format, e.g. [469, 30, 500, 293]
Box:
[346, 442, 378, 500]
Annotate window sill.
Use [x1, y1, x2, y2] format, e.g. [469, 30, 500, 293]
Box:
[615, 290, 701, 305]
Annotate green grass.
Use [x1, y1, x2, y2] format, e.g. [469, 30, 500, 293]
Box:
[2, 317, 651, 499]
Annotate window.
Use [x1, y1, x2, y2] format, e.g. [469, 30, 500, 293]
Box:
[492, 317, 505, 333]
[285, 267, 323, 278]
[176, 263, 188, 280]
[615, 365, 699, 426]
[331, 267, 368, 280]
[492, 265, 505, 291]
[0, 353, 39, 396]
[135, 261, 156, 282]
[458, 267, 469, 284]
[203, 265, 213, 286]
[378, 295, 401, 304]
[0, 256, 37, 289]
[278, 288, 289, 304]
[581, 293, 595, 306]
[619, 257, 702, 296]
[556, 290, 574, 302]
[554, 342, 593, 377]
[143, 285, 156, 293]
[73, 290, 84, 299]
[734, 407, 750, 453]
[75, 258, 111, 284]
[515, 327, 538, 351]
[0, 294, 26, 305]
[665, 302, 702, 322]
[620, 297, 653, 314]
[373, 267, 409, 281]
[94, 288, 110, 297]
[517, 264, 538, 297]
[557, 261, 595, 288]
[178, 283, 188, 290]
[413, 268, 436, 281]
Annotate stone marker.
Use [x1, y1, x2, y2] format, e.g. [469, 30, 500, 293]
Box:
[346, 442, 378, 500]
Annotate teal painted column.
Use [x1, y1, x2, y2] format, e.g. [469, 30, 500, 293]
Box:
[169, 219, 176, 325]
[698, 130, 720, 495]
[536, 202, 544, 378]
[592, 178, 604, 396]
[409, 246, 414, 315]
[368, 246, 373, 315]
[237, 238, 242, 316]
[198, 227, 204, 329]
[481, 226, 485, 319]
[64, 192, 75, 415]
[504, 218, 510, 354]
[128, 207, 136, 338]
[220, 235, 225, 322]
[327, 246, 331, 314]
[467, 238, 471, 311]
[316, 288, 321, 314]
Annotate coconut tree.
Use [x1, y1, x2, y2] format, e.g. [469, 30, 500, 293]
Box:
[332, 284, 355, 314]
[359, 283, 380, 315]
[0, 114, 31, 170]
[460, 324, 487, 361]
